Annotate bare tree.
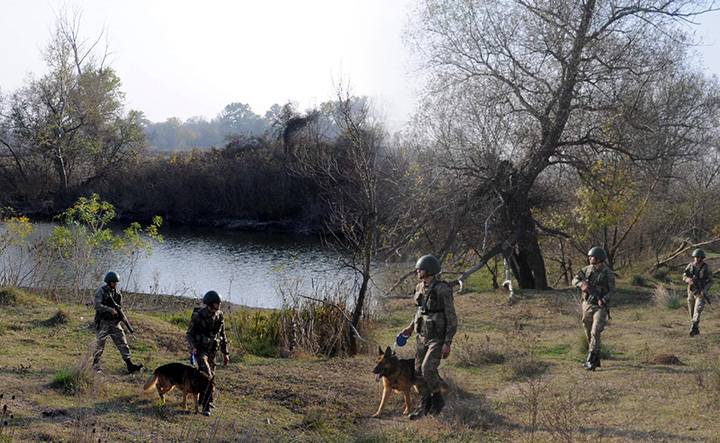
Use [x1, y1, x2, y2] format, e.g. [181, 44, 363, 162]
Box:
[408, 0, 719, 288]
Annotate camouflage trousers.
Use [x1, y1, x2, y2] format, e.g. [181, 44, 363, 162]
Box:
[415, 337, 444, 397]
[582, 302, 608, 354]
[93, 320, 131, 368]
[197, 347, 217, 378]
[687, 290, 706, 323]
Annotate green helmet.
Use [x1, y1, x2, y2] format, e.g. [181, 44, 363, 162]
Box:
[587, 247, 606, 261]
[202, 290, 222, 305]
[691, 248, 706, 258]
[104, 271, 120, 284]
[415, 255, 441, 276]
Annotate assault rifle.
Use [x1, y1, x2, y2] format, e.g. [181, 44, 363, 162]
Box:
[583, 281, 612, 319]
[105, 294, 135, 334]
[690, 277, 712, 305]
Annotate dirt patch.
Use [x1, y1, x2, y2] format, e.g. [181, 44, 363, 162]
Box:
[647, 354, 683, 365]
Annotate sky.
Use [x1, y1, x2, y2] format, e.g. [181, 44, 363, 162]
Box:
[0, 0, 718, 130]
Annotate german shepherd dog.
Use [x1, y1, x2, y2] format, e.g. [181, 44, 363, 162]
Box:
[372, 346, 417, 417]
[143, 363, 214, 413]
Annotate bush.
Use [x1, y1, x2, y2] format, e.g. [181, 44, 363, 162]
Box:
[0, 287, 22, 306]
[652, 266, 670, 282]
[44, 309, 69, 326]
[630, 274, 647, 286]
[653, 283, 683, 310]
[452, 334, 505, 367]
[501, 357, 549, 381]
[50, 367, 94, 395]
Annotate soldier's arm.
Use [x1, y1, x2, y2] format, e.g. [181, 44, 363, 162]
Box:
[218, 313, 229, 355]
[440, 284, 458, 346]
[682, 264, 693, 283]
[604, 269, 615, 302]
[703, 263, 713, 290]
[94, 288, 115, 315]
[571, 269, 587, 288]
[186, 311, 199, 350]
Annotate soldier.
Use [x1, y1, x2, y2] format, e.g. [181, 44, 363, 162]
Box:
[572, 247, 614, 371]
[683, 248, 713, 337]
[186, 290, 230, 416]
[400, 255, 458, 419]
[92, 271, 143, 374]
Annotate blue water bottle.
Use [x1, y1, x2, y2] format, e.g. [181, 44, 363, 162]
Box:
[190, 351, 197, 366]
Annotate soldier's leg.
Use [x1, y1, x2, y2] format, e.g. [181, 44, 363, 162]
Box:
[581, 304, 593, 351]
[589, 308, 607, 354]
[687, 293, 696, 319]
[693, 295, 705, 324]
[197, 351, 214, 378]
[409, 337, 431, 420]
[92, 322, 111, 370]
[420, 340, 444, 396]
[108, 323, 131, 361]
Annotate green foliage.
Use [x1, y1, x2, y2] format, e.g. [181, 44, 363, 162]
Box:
[50, 367, 93, 395]
[161, 310, 193, 329]
[652, 266, 671, 282]
[652, 284, 684, 310]
[227, 310, 284, 357]
[0, 288, 21, 306]
[44, 309, 69, 326]
[630, 274, 647, 286]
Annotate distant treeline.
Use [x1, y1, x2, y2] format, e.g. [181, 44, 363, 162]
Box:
[143, 102, 273, 151]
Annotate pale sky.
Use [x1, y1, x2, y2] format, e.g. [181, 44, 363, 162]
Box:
[1, 0, 718, 130]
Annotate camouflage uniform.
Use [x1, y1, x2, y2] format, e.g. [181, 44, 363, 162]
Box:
[413, 278, 458, 399]
[92, 285, 131, 369]
[572, 264, 614, 361]
[186, 306, 229, 378]
[683, 261, 713, 333]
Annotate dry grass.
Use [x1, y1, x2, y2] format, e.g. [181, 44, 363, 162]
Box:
[1, 280, 719, 441]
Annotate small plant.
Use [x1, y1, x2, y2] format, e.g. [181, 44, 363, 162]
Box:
[452, 335, 506, 367]
[44, 309, 69, 326]
[652, 283, 683, 310]
[0, 288, 21, 306]
[51, 366, 94, 395]
[652, 266, 670, 282]
[0, 393, 17, 442]
[630, 274, 647, 286]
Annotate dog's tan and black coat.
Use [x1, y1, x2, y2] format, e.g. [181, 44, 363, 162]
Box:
[143, 363, 214, 413]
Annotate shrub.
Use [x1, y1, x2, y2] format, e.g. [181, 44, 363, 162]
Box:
[0, 288, 21, 306]
[630, 274, 647, 286]
[452, 334, 505, 367]
[652, 266, 670, 282]
[50, 367, 94, 395]
[502, 357, 549, 381]
[44, 309, 69, 326]
[652, 283, 683, 310]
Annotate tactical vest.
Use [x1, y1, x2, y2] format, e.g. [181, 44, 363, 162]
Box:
[685, 262, 711, 290]
[414, 280, 450, 340]
[96, 286, 121, 322]
[580, 265, 612, 304]
[191, 307, 224, 350]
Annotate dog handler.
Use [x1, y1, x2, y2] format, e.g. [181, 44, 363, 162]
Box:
[186, 290, 230, 416]
[400, 255, 457, 419]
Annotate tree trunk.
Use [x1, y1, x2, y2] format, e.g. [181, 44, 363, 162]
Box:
[502, 193, 549, 290]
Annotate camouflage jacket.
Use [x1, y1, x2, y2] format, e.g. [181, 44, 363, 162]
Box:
[683, 261, 713, 292]
[94, 285, 122, 322]
[413, 278, 458, 345]
[572, 265, 615, 304]
[186, 306, 229, 355]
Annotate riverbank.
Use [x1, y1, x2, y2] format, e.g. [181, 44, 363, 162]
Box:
[1, 283, 720, 441]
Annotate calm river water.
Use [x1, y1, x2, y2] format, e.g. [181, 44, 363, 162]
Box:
[2, 222, 399, 308]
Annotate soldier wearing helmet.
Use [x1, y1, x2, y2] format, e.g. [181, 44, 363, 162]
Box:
[683, 249, 713, 336]
[572, 247, 615, 371]
[186, 290, 230, 416]
[399, 255, 457, 419]
[92, 271, 143, 374]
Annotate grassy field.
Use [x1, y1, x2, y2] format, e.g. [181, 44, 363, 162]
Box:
[1, 274, 720, 442]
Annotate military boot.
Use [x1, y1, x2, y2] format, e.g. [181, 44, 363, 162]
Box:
[124, 358, 143, 374]
[92, 356, 102, 373]
[430, 392, 445, 415]
[585, 352, 600, 371]
[408, 394, 432, 420]
[690, 322, 700, 337]
[582, 352, 593, 370]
